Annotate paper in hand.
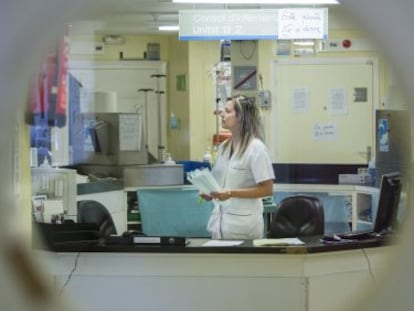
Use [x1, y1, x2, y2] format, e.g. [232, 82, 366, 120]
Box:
[186, 168, 220, 194]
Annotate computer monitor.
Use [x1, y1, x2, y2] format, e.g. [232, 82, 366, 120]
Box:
[373, 172, 402, 236]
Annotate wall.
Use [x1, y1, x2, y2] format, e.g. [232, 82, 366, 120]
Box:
[167, 35, 190, 160]
[66, 15, 403, 164]
[70, 34, 170, 61]
[188, 41, 220, 161]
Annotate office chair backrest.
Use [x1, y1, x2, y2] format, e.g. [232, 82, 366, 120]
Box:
[77, 200, 117, 237]
[269, 195, 324, 238]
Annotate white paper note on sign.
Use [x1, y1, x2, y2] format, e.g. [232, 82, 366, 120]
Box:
[119, 114, 142, 151]
[278, 8, 326, 40]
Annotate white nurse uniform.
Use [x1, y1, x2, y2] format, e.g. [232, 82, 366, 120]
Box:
[208, 138, 275, 239]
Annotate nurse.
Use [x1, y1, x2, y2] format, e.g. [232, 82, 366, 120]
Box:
[200, 94, 275, 239]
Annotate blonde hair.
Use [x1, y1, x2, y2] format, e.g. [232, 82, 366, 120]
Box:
[223, 94, 262, 158]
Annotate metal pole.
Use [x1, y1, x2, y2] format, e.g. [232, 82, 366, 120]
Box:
[150, 74, 166, 162]
[137, 88, 154, 153]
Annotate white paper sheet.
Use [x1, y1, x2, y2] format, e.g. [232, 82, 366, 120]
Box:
[119, 114, 142, 151]
[253, 238, 305, 247]
[187, 168, 220, 194]
[202, 240, 244, 247]
[329, 88, 348, 115]
[292, 87, 309, 113]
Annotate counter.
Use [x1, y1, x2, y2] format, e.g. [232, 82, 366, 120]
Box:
[37, 236, 398, 311]
[41, 234, 390, 254]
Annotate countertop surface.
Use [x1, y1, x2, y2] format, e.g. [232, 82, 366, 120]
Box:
[35, 234, 395, 255]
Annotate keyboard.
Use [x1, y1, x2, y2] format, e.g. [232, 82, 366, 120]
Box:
[336, 230, 375, 240]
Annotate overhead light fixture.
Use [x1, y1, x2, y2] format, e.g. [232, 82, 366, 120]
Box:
[173, 0, 339, 4]
[159, 25, 180, 31]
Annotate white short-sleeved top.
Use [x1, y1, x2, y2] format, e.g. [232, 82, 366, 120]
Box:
[212, 138, 275, 214]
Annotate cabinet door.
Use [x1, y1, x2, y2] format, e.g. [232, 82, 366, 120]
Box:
[270, 58, 378, 164]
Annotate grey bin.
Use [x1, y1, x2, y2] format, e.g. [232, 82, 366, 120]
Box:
[123, 164, 184, 187]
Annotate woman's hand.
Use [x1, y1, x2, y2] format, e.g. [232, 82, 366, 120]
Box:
[199, 192, 213, 201]
[210, 190, 232, 201]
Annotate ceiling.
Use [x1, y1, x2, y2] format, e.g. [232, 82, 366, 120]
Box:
[69, 0, 346, 35]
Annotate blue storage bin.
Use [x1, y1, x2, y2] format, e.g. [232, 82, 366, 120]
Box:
[137, 186, 213, 237]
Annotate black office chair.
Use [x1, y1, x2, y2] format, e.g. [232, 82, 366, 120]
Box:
[269, 195, 324, 238]
[77, 200, 117, 237]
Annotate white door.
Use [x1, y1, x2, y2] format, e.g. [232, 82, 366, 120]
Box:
[269, 58, 378, 164]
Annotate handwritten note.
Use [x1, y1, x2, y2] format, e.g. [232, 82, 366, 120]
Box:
[278, 8, 326, 40]
[313, 123, 337, 141]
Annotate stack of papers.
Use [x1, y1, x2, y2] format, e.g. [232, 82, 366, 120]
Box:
[186, 168, 220, 194]
[253, 238, 305, 247]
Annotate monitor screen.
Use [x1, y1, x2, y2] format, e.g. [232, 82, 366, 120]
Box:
[374, 172, 402, 236]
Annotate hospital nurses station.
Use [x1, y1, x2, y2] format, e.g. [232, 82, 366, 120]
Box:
[24, 2, 410, 311]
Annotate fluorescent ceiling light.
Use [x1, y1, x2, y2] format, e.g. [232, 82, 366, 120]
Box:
[173, 0, 339, 4]
[159, 25, 180, 31]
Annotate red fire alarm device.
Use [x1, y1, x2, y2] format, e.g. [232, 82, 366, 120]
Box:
[342, 39, 352, 48]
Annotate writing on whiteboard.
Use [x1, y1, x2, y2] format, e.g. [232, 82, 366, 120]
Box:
[313, 123, 336, 141]
[278, 9, 326, 40]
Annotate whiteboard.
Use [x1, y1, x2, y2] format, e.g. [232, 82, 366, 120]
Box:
[269, 58, 379, 164]
[69, 61, 167, 161]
